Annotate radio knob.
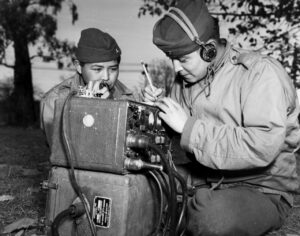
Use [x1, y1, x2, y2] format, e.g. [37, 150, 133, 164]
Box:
[82, 114, 95, 127]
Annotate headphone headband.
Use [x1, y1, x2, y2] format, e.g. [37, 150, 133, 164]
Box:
[166, 7, 205, 46]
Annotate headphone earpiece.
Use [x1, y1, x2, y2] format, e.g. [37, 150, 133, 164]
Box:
[200, 42, 217, 63]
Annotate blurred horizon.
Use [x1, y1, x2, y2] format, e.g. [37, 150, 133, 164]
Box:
[0, 0, 167, 97]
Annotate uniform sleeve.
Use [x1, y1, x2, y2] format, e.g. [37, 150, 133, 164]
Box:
[40, 92, 57, 147]
[180, 58, 296, 170]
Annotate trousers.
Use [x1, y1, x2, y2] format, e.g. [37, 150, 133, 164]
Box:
[185, 186, 291, 236]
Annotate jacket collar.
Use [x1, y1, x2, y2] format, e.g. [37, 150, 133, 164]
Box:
[58, 73, 85, 92]
[210, 39, 231, 75]
[110, 80, 133, 98]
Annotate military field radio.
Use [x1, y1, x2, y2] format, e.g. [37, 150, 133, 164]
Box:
[43, 89, 186, 236]
[50, 94, 171, 174]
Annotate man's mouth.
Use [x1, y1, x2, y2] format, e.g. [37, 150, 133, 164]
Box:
[178, 71, 189, 77]
[99, 82, 108, 89]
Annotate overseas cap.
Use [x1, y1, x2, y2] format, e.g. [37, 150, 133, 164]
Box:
[153, 0, 216, 59]
[75, 28, 121, 63]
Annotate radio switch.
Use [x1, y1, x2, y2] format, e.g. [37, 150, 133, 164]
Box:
[41, 180, 58, 190]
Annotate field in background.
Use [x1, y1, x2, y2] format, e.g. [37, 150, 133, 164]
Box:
[0, 63, 146, 99]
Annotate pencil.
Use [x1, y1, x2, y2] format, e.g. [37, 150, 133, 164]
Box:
[141, 61, 155, 92]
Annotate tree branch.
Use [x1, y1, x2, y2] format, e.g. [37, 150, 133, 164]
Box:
[30, 54, 40, 60]
[0, 62, 14, 68]
[210, 11, 275, 17]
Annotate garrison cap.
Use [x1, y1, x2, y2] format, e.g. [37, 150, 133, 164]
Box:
[153, 0, 216, 59]
[75, 28, 121, 63]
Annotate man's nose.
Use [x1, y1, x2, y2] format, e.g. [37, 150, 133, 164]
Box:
[173, 60, 183, 74]
[102, 69, 109, 81]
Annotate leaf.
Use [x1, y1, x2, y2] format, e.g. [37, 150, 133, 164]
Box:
[15, 230, 24, 236]
[1, 218, 38, 233]
[229, 28, 236, 35]
[237, 0, 244, 8]
[0, 194, 14, 202]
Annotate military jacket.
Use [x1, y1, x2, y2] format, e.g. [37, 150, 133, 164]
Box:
[170, 42, 300, 205]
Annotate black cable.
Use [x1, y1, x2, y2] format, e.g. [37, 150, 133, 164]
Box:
[51, 208, 72, 236]
[126, 135, 178, 235]
[172, 170, 188, 236]
[148, 143, 177, 236]
[61, 91, 97, 236]
[153, 170, 171, 236]
[152, 155, 188, 236]
[148, 170, 164, 236]
[153, 170, 170, 206]
[51, 203, 86, 236]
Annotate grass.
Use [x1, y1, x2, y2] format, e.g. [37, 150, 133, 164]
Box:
[0, 126, 299, 235]
[0, 126, 49, 234]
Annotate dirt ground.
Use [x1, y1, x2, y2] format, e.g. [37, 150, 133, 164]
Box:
[0, 126, 299, 235]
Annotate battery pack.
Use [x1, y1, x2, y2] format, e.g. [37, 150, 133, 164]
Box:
[45, 167, 159, 236]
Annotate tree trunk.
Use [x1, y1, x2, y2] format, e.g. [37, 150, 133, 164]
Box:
[291, 44, 300, 87]
[9, 36, 36, 126]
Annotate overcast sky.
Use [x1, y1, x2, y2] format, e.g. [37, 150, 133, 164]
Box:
[56, 0, 165, 64]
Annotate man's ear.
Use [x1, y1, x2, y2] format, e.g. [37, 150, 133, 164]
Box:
[73, 60, 82, 74]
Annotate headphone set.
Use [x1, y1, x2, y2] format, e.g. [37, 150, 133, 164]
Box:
[165, 7, 217, 63]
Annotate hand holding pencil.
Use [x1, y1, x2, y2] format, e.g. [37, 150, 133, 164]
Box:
[141, 61, 164, 104]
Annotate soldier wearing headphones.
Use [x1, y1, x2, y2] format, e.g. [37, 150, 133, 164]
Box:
[143, 0, 300, 235]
